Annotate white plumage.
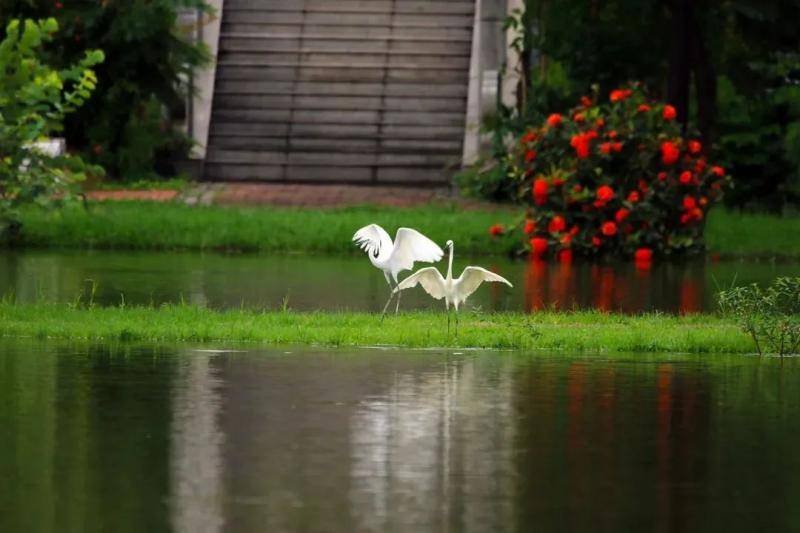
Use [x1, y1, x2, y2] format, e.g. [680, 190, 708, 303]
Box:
[353, 224, 444, 314]
[394, 239, 512, 333]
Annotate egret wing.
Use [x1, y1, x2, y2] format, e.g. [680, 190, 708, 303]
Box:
[352, 224, 392, 257]
[389, 228, 444, 274]
[454, 267, 513, 301]
[395, 267, 447, 300]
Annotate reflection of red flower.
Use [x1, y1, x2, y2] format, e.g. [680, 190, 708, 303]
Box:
[548, 215, 567, 233]
[661, 141, 680, 165]
[601, 221, 618, 236]
[489, 224, 504, 236]
[615, 208, 629, 223]
[663, 105, 677, 120]
[634, 247, 653, 262]
[558, 249, 573, 263]
[610, 89, 633, 102]
[533, 178, 549, 205]
[525, 150, 536, 163]
[546, 113, 563, 127]
[688, 140, 702, 154]
[530, 237, 548, 258]
[523, 219, 536, 235]
[597, 185, 615, 202]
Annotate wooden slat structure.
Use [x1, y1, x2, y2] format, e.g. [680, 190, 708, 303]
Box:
[204, 0, 476, 184]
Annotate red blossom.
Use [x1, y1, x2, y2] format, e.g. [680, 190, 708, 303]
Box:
[524, 150, 536, 163]
[657, 171, 668, 181]
[679, 171, 693, 185]
[611, 142, 623, 153]
[637, 104, 651, 113]
[533, 178, 549, 205]
[688, 140, 702, 154]
[661, 141, 680, 165]
[595, 118, 605, 128]
[489, 224, 504, 236]
[711, 166, 725, 177]
[573, 112, 586, 123]
[592, 236, 602, 247]
[635, 247, 653, 262]
[548, 215, 567, 234]
[628, 191, 640, 202]
[601, 221, 618, 236]
[663, 105, 677, 120]
[610, 89, 633, 102]
[581, 96, 593, 108]
[523, 219, 536, 235]
[683, 196, 697, 210]
[546, 113, 563, 127]
[596, 185, 615, 202]
[530, 238, 548, 258]
[615, 208, 630, 223]
[558, 249, 573, 263]
[600, 142, 613, 155]
[521, 130, 537, 144]
[570, 133, 594, 159]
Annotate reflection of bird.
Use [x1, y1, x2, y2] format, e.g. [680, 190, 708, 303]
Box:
[394, 239, 512, 334]
[353, 224, 444, 316]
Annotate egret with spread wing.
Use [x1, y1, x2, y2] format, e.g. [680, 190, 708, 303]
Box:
[394, 239, 512, 334]
[353, 224, 444, 316]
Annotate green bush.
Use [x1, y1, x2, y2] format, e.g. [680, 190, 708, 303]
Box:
[2, 0, 210, 181]
[719, 277, 800, 358]
[0, 18, 103, 242]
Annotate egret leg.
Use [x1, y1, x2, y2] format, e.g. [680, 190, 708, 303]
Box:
[395, 285, 402, 314]
[455, 310, 459, 337]
[380, 283, 395, 321]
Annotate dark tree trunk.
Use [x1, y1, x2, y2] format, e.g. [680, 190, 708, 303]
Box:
[689, 12, 717, 143]
[667, 0, 691, 132]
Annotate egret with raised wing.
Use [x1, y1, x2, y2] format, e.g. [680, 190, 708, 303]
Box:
[393, 239, 512, 334]
[352, 224, 444, 316]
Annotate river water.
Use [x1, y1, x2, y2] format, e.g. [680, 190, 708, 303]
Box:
[1, 250, 796, 313]
[1, 340, 798, 532]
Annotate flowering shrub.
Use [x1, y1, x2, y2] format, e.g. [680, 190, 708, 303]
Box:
[495, 84, 729, 260]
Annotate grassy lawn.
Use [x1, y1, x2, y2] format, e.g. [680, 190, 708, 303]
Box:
[9, 201, 800, 258]
[0, 302, 754, 353]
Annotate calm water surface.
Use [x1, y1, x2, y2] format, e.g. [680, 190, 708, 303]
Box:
[1, 340, 798, 532]
[1, 250, 797, 313]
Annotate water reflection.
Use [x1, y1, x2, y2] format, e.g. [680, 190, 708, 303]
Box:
[1, 342, 800, 532]
[0, 250, 796, 313]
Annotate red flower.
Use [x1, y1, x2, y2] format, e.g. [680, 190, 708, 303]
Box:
[548, 215, 567, 234]
[592, 236, 602, 247]
[689, 207, 704, 220]
[558, 249, 573, 263]
[596, 185, 615, 202]
[601, 221, 618, 236]
[521, 130, 537, 144]
[610, 89, 633, 102]
[569, 225, 580, 236]
[711, 166, 725, 177]
[546, 113, 563, 127]
[635, 248, 653, 262]
[699, 196, 708, 207]
[679, 171, 693, 185]
[600, 142, 613, 155]
[595, 118, 605, 128]
[572, 184, 583, 193]
[570, 133, 593, 159]
[688, 140, 702, 154]
[657, 171, 668, 182]
[533, 178, 549, 204]
[615, 208, 630, 223]
[612, 142, 623, 153]
[552, 176, 565, 187]
[489, 224, 504, 236]
[573, 112, 585, 123]
[695, 158, 707, 173]
[661, 141, 680, 165]
[663, 104, 677, 120]
[530, 237, 548, 258]
[637, 104, 651, 113]
[607, 130, 618, 139]
[683, 196, 697, 210]
[581, 96, 593, 108]
[524, 150, 537, 163]
[523, 219, 536, 235]
[628, 191, 640, 203]
[639, 179, 649, 192]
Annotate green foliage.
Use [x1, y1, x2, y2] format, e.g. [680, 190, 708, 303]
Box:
[719, 277, 800, 357]
[493, 85, 729, 258]
[0, 18, 103, 242]
[2, 0, 210, 181]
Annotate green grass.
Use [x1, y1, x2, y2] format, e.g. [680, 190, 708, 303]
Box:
[15, 201, 519, 255]
[705, 209, 800, 259]
[0, 302, 755, 353]
[10, 201, 800, 258]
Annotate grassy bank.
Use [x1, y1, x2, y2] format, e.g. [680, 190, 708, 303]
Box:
[0, 302, 754, 353]
[10, 201, 800, 258]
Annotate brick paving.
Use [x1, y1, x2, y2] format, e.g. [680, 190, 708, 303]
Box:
[87, 183, 497, 209]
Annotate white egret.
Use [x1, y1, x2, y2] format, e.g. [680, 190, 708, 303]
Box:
[352, 224, 444, 316]
[393, 239, 512, 334]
